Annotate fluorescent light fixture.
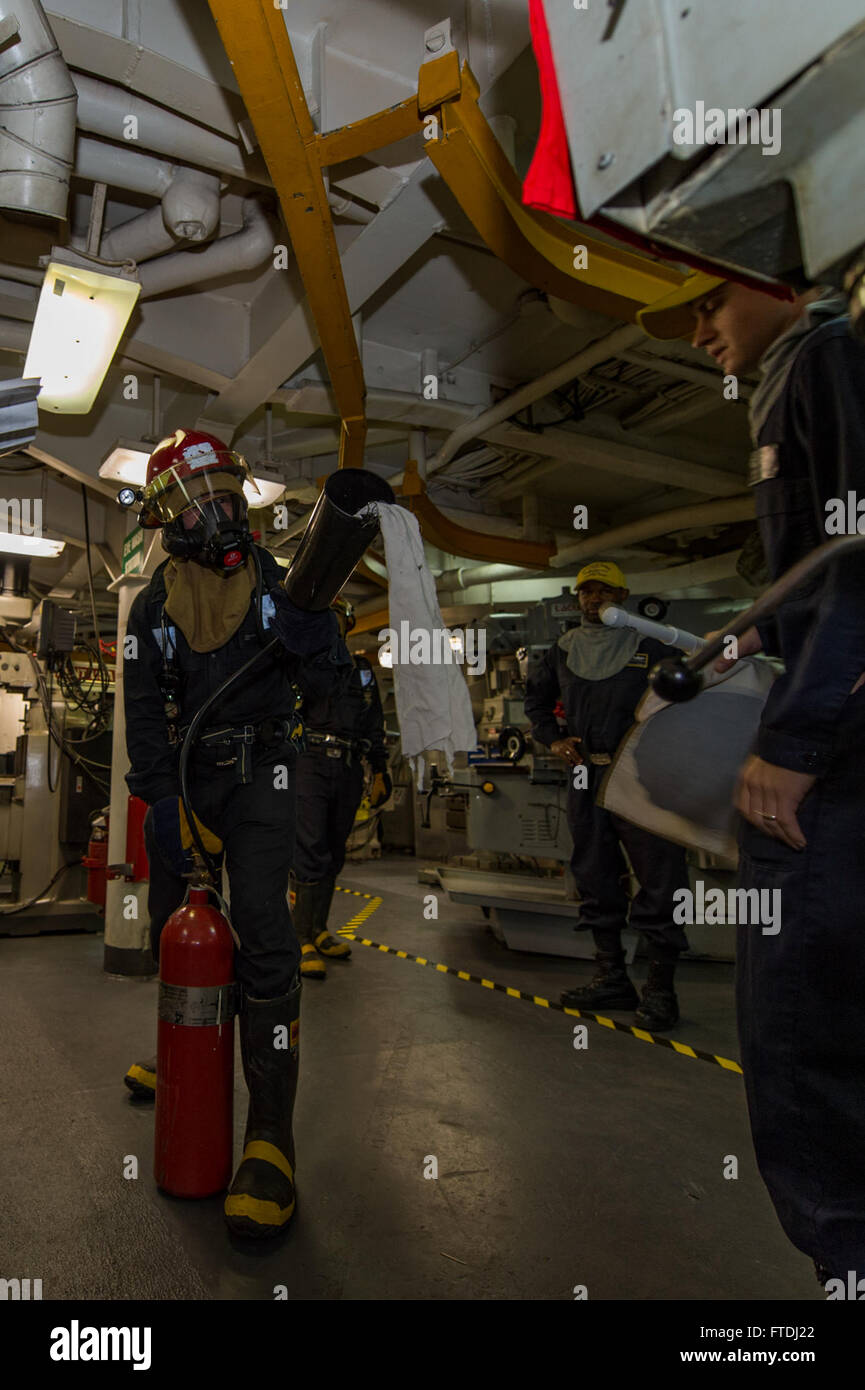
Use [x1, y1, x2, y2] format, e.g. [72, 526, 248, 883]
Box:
[0, 532, 65, 557]
[99, 444, 285, 509]
[490, 611, 523, 619]
[246, 468, 286, 508]
[24, 258, 141, 414]
[99, 439, 151, 486]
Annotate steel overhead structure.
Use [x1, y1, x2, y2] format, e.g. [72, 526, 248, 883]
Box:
[205, 0, 367, 468]
[416, 52, 687, 321]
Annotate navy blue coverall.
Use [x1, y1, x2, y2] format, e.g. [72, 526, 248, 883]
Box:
[124, 547, 346, 999]
[294, 654, 387, 884]
[738, 317, 865, 1278]
[524, 635, 689, 961]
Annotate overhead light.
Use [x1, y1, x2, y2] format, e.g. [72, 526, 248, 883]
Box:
[0, 532, 65, 558]
[490, 611, 523, 619]
[245, 473, 285, 508]
[24, 253, 140, 414]
[99, 443, 284, 509]
[99, 439, 151, 486]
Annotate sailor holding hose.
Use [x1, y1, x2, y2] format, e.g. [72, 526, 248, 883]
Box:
[524, 561, 690, 1030]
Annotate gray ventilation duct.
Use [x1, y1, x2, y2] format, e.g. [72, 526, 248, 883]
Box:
[0, 1, 77, 220]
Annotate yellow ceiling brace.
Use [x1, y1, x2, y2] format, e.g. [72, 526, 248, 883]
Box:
[206, 0, 367, 468]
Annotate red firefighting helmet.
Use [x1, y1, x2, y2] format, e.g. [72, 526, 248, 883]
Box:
[140, 429, 259, 528]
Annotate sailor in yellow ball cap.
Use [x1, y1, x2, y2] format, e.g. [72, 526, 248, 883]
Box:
[523, 560, 689, 1030]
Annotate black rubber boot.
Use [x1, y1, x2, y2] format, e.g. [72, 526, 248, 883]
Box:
[224, 975, 301, 1238]
[294, 875, 351, 959]
[124, 1056, 156, 1101]
[560, 951, 639, 1010]
[634, 960, 679, 1031]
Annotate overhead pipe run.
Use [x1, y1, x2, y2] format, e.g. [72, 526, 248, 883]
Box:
[426, 322, 646, 477]
[0, 0, 77, 220]
[137, 196, 273, 298]
[75, 138, 178, 199]
[73, 73, 255, 183]
[86, 171, 222, 264]
[551, 496, 756, 569]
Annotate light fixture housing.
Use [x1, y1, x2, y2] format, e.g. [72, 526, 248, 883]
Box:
[0, 532, 65, 558]
[246, 468, 285, 508]
[100, 441, 285, 508]
[99, 438, 152, 486]
[24, 252, 141, 414]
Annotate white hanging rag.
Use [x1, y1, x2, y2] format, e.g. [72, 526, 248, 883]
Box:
[374, 503, 478, 787]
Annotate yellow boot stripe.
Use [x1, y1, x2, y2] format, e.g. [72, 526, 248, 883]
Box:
[224, 1193, 295, 1226]
[127, 1064, 155, 1085]
[242, 1140, 295, 1184]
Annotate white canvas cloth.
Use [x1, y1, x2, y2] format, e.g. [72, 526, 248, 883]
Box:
[375, 503, 477, 786]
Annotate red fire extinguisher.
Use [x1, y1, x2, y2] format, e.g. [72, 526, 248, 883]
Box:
[155, 887, 236, 1198]
[83, 813, 109, 908]
[125, 795, 150, 882]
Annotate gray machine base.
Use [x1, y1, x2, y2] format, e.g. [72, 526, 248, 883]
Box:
[436, 867, 638, 962]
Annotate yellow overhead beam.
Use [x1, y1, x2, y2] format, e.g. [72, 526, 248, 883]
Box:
[419, 52, 685, 321]
[398, 461, 555, 568]
[317, 96, 424, 167]
[206, 0, 366, 468]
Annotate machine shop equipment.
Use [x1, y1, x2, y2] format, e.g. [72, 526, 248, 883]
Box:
[0, 600, 110, 932]
[429, 593, 746, 960]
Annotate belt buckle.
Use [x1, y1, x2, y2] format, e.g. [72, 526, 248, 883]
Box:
[241, 724, 256, 744]
[589, 753, 611, 766]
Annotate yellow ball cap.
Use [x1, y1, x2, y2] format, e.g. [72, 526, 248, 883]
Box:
[636, 272, 724, 340]
[575, 561, 628, 591]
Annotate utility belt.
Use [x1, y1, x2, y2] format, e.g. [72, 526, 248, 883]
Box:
[305, 731, 370, 766]
[181, 714, 305, 784]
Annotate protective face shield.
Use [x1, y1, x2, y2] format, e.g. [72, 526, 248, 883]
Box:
[134, 430, 261, 573]
[160, 478, 251, 572]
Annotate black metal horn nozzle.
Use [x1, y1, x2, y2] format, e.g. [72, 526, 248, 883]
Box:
[649, 657, 703, 703]
[283, 470, 395, 611]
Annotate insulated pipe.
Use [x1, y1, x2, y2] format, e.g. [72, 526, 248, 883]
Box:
[138, 197, 273, 298]
[94, 172, 222, 262]
[73, 73, 253, 181]
[0, 0, 77, 220]
[426, 322, 645, 477]
[551, 496, 755, 569]
[75, 137, 176, 198]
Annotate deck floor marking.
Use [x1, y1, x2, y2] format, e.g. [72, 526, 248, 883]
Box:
[331, 884, 741, 1072]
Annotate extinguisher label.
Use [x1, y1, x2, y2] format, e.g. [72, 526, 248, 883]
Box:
[158, 982, 238, 1027]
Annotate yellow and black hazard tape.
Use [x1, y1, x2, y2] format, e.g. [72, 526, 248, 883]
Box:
[332, 886, 742, 1074]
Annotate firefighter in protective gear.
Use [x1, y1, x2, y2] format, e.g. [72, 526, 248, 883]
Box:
[524, 561, 689, 1030]
[291, 595, 391, 979]
[121, 428, 350, 1238]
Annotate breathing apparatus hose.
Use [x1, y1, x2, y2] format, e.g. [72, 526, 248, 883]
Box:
[179, 634, 280, 884]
